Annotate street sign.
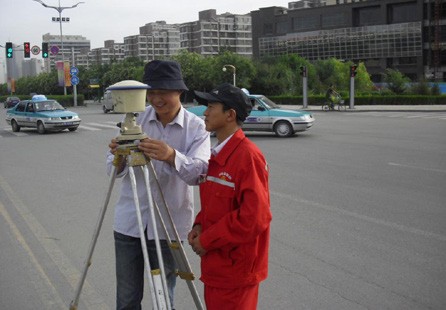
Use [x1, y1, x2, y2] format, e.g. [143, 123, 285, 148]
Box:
[71, 76, 80, 85]
[51, 45, 59, 55]
[31, 45, 41, 55]
[70, 66, 79, 75]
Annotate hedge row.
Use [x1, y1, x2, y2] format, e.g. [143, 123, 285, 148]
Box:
[270, 95, 446, 106]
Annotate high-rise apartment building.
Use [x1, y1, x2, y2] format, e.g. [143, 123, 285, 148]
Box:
[180, 9, 252, 57]
[84, 40, 125, 67]
[124, 21, 181, 61]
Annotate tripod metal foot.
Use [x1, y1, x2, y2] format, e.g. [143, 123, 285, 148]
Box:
[70, 145, 203, 310]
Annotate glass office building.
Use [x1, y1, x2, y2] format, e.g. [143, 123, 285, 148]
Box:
[259, 22, 422, 61]
[252, 0, 445, 82]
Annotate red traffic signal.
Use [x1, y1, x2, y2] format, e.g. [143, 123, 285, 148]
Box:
[350, 65, 358, 77]
[24, 42, 31, 58]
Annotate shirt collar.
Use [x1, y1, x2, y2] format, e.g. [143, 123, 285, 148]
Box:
[147, 105, 185, 128]
[211, 133, 233, 156]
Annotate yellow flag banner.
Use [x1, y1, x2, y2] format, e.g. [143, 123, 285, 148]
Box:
[64, 61, 72, 87]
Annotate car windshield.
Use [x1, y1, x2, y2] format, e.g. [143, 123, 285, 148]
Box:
[258, 95, 280, 109]
[34, 100, 64, 111]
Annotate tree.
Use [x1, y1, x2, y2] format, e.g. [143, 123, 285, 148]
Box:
[383, 69, 410, 94]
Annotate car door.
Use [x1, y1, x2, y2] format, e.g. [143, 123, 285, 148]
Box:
[13, 102, 28, 126]
[23, 102, 37, 127]
[243, 98, 272, 131]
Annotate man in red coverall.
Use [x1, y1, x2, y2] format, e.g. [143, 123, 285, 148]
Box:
[188, 83, 272, 310]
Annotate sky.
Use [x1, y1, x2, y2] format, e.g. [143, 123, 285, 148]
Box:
[0, 0, 290, 61]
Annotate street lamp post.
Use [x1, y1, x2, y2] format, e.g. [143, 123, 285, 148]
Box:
[222, 64, 236, 87]
[32, 0, 85, 95]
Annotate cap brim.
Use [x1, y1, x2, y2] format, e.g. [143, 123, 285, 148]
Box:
[193, 90, 221, 106]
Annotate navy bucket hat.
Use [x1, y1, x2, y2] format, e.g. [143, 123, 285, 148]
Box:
[142, 60, 188, 91]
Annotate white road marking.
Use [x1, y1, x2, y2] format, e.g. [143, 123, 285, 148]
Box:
[388, 162, 446, 173]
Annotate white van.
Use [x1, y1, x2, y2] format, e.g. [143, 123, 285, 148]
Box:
[102, 90, 114, 113]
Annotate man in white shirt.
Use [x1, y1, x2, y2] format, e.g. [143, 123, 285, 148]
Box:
[107, 60, 210, 310]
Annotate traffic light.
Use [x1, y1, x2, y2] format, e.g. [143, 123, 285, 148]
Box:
[350, 65, 357, 77]
[42, 42, 49, 58]
[24, 42, 30, 58]
[5, 42, 13, 58]
[300, 66, 307, 77]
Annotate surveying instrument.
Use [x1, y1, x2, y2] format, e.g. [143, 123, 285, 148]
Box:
[70, 80, 204, 310]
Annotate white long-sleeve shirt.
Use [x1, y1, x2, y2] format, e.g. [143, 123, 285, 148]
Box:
[106, 106, 210, 240]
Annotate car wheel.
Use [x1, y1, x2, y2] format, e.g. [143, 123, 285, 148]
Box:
[37, 121, 46, 134]
[11, 120, 21, 132]
[274, 120, 293, 137]
[68, 127, 78, 132]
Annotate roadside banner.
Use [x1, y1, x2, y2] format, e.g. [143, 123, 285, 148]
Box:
[57, 61, 72, 87]
[57, 61, 64, 86]
[64, 61, 72, 87]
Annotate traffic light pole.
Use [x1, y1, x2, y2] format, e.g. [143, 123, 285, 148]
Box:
[349, 76, 355, 109]
[32, 0, 85, 96]
[302, 75, 308, 109]
[300, 66, 308, 109]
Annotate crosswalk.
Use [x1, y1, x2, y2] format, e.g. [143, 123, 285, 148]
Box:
[1, 121, 120, 137]
[344, 111, 446, 120]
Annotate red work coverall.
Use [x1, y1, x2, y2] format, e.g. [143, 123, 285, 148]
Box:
[194, 129, 272, 289]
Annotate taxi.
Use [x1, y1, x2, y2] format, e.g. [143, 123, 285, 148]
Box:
[187, 89, 314, 137]
[5, 95, 81, 134]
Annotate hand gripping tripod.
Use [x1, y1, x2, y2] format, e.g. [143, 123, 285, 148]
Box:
[70, 143, 204, 310]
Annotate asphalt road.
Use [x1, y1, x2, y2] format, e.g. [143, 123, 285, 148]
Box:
[1, 105, 445, 309]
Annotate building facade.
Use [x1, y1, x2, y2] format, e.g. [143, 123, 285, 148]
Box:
[84, 40, 125, 67]
[42, 33, 91, 71]
[180, 9, 252, 57]
[251, 0, 446, 81]
[124, 21, 181, 61]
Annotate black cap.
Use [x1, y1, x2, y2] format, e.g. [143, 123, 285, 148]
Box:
[142, 60, 188, 91]
[194, 83, 252, 122]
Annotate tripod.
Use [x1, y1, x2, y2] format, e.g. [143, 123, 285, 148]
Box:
[70, 143, 204, 310]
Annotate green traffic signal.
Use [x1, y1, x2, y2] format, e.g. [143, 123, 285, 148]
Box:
[42, 42, 48, 58]
[6, 42, 13, 58]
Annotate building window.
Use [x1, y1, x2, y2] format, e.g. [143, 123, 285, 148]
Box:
[353, 6, 381, 27]
[264, 23, 273, 35]
[322, 12, 347, 28]
[388, 2, 418, 24]
[276, 20, 289, 34]
[293, 15, 320, 31]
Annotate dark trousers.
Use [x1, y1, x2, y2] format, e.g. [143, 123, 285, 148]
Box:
[114, 231, 177, 310]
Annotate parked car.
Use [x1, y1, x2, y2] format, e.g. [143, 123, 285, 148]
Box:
[187, 90, 315, 137]
[4, 96, 20, 108]
[102, 90, 114, 113]
[5, 95, 81, 134]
